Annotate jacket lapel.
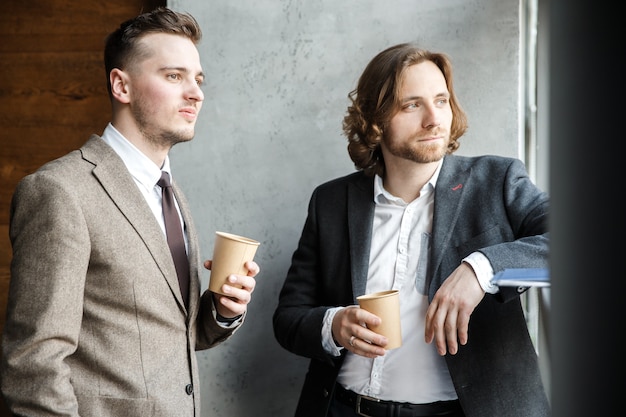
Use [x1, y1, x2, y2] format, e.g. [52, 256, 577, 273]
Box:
[429, 155, 470, 299]
[347, 174, 375, 301]
[80, 135, 190, 312]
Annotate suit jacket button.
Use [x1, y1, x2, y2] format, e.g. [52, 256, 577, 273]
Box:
[185, 384, 193, 395]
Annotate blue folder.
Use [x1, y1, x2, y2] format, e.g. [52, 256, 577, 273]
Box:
[491, 268, 550, 287]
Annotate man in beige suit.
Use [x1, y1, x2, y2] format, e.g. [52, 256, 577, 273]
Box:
[0, 7, 259, 417]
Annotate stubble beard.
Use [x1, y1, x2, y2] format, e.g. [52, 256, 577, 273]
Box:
[385, 134, 449, 164]
[133, 104, 195, 149]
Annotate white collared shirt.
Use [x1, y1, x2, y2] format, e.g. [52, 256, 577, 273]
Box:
[335, 161, 457, 403]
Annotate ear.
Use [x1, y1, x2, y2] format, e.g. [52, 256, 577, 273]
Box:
[110, 68, 131, 104]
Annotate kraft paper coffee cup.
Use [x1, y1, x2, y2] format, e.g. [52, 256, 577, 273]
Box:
[356, 290, 402, 349]
[209, 231, 260, 295]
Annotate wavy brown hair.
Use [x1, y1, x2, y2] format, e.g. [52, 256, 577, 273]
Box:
[104, 7, 203, 97]
[342, 43, 468, 177]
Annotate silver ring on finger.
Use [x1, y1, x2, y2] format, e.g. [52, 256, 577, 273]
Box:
[349, 335, 356, 347]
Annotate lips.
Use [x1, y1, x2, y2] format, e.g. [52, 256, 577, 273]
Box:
[419, 136, 443, 142]
[179, 107, 197, 120]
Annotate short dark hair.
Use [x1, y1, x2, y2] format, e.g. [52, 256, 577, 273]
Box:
[104, 7, 202, 97]
[342, 43, 468, 177]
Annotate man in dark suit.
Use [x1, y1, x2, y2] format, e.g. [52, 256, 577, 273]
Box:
[273, 43, 549, 417]
[1, 8, 259, 417]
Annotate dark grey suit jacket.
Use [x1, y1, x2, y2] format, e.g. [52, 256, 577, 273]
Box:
[273, 154, 550, 417]
[1, 136, 239, 417]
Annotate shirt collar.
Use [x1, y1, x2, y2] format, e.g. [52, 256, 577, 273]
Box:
[373, 158, 443, 205]
[101, 123, 172, 190]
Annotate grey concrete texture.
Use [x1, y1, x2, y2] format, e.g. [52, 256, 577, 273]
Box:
[167, 0, 522, 415]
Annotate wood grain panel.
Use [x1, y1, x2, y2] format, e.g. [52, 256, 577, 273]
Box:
[0, 51, 110, 127]
[0, 226, 9, 333]
[0, 1, 165, 414]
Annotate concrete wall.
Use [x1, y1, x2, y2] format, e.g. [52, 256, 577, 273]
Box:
[167, 0, 522, 415]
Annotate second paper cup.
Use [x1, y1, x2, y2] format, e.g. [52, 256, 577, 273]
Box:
[356, 289, 402, 349]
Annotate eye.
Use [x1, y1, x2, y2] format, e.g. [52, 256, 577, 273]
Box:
[196, 78, 204, 87]
[166, 73, 181, 81]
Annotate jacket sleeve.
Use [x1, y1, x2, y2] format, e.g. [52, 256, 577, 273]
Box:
[479, 158, 549, 302]
[272, 187, 343, 365]
[1, 173, 88, 416]
[195, 290, 241, 350]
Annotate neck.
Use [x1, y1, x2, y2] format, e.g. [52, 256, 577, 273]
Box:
[110, 117, 170, 168]
[382, 159, 441, 202]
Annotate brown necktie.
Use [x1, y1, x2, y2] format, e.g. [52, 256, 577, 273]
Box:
[158, 171, 190, 307]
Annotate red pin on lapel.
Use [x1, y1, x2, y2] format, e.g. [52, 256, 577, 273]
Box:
[452, 184, 463, 191]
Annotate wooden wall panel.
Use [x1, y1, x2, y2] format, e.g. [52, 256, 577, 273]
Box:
[0, 52, 110, 130]
[0, 1, 165, 414]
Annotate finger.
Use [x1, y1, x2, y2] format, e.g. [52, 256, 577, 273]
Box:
[349, 318, 388, 349]
[220, 274, 255, 293]
[432, 307, 449, 356]
[204, 260, 213, 270]
[445, 310, 459, 355]
[218, 294, 247, 316]
[457, 309, 470, 346]
[245, 261, 260, 277]
[229, 274, 256, 293]
[348, 334, 386, 358]
[358, 327, 386, 347]
[221, 283, 252, 303]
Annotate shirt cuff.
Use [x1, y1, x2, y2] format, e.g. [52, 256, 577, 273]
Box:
[216, 311, 242, 327]
[211, 300, 243, 328]
[322, 307, 344, 356]
[463, 252, 499, 294]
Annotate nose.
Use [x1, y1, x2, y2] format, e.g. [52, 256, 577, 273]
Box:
[422, 105, 440, 129]
[185, 80, 204, 103]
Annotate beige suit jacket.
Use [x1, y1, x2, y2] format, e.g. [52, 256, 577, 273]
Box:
[1, 135, 238, 416]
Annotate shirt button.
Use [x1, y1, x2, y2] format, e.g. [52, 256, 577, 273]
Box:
[185, 384, 193, 395]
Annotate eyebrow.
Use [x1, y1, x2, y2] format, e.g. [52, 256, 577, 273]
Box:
[401, 92, 449, 102]
[160, 66, 205, 79]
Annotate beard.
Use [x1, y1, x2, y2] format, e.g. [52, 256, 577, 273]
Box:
[147, 128, 194, 148]
[132, 101, 196, 149]
[383, 132, 449, 164]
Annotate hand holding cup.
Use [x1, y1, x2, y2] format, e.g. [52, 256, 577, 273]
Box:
[209, 231, 260, 296]
[357, 290, 402, 350]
